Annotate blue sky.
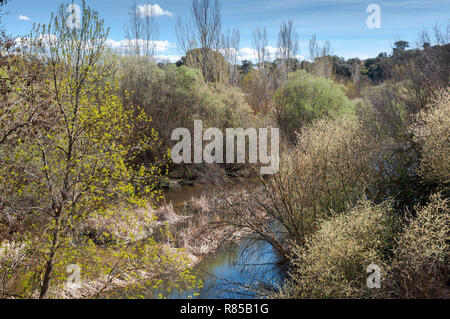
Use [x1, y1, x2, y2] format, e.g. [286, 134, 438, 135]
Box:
[2, 0, 449, 62]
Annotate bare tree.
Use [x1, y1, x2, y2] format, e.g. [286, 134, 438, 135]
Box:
[351, 59, 361, 94]
[252, 27, 269, 69]
[432, 22, 447, 45]
[175, 17, 194, 55]
[318, 40, 333, 79]
[308, 35, 333, 79]
[243, 26, 276, 114]
[277, 19, 299, 80]
[221, 28, 240, 86]
[176, 0, 222, 82]
[125, 0, 159, 58]
[416, 29, 431, 48]
[308, 34, 320, 62]
[401, 22, 450, 113]
[192, 0, 221, 50]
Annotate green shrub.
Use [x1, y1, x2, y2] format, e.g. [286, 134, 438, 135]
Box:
[279, 200, 397, 299]
[274, 70, 356, 143]
[118, 57, 254, 178]
[195, 82, 254, 130]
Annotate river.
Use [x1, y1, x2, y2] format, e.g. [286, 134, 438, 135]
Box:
[155, 181, 285, 299]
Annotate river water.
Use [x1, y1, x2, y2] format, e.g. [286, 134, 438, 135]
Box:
[166, 237, 284, 299]
[155, 182, 285, 299]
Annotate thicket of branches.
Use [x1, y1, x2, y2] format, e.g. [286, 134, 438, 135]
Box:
[0, 0, 448, 299]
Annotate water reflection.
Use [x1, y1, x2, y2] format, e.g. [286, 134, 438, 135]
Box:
[162, 238, 284, 299]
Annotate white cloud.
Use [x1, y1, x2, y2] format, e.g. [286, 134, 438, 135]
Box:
[238, 46, 278, 62]
[154, 54, 181, 63]
[238, 48, 257, 61]
[266, 46, 279, 57]
[18, 15, 31, 21]
[38, 34, 58, 44]
[237, 46, 304, 63]
[16, 34, 57, 47]
[106, 39, 176, 53]
[106, 38, 180, 62]
[137, 4, 174, 17]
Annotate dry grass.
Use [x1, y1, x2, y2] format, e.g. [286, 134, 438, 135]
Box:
[179, 188, 267, 256]
[78, 202, 185, 245]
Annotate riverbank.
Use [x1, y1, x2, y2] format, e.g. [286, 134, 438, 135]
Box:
[54, 178, 260, 299]
[0, 174, 273, 299]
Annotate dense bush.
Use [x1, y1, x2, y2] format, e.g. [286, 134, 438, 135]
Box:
[277, 193, 449, 299]
[119, 57, 252, 132]
[272, 72, 450, 300]
[273, 116, 378, 227]
[1, 0, 448, 299]
[357, 84, 448, 210]
[357, 82, 427, 210]
[180, 48, 230, 83]
[118, 57, 254, 177]
[277, 192, 449, 300]
[274, 70, 356, 143]
[359, 82, 411, 141]
[383, 194, 449, 298]
[119, 58, 203, 152]
[226, 117, 379, 258]
[278, 200, 397, 299]
[242, 68, 278, 115]
[411, 89, 450, 188]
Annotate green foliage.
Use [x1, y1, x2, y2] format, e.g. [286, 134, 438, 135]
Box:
[274, 70, 356, 143]
[118, 57, 253, 178]
[0, 1, 200, 299]
[120, 58, 252, 131]
[198, 82, 254, 129]
[180, 48, 229, 83]
[1, 0, 449, 301]
[394, 40, 410, 51]
[239, 60, 254, 75]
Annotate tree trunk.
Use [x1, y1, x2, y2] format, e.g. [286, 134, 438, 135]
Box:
[39, 247, 56, 299]
[39, 221, 60, 299]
